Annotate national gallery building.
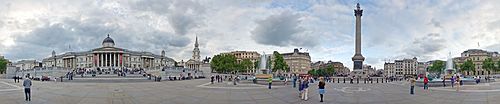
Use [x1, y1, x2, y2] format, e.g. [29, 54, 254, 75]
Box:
[42, 35, 175, 69]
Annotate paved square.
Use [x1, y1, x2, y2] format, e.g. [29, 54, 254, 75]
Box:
[1, 79, 500, 104]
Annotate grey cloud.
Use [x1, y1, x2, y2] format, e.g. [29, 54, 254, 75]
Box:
[146, 31, 191, 48]
[403, 33, 446, 57]
[487, 20, 500, 31]
[7, 17, 190, 61]
[131, 0, 205, 35]
[251, 11, 317, 47]
[132, 0, 173, 14]
[486, 43, 500, 51]
[429, 18, 443, 28]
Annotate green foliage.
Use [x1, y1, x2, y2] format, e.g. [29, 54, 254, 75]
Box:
[0, 58, 7, 74]
[482, 58, 495, 75]
[310, 65, 336, 77]
[266, 56, 272, 69]
[210, 54, 256, 74]
[325, 65, 336, 76]
[240, 59, 253, 73]
[308, 69, 317, 76]
[428, 60, 445, 74]
[497, 60, 500, 72]
[210, 54, 238, 74]
[272, 51, 288, 72]
[460, 59, 475, 73]
[254, 60, 260, 69]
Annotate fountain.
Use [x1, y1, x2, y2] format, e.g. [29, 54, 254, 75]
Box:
[258, 52, 269, 74]
[416, 52, 476, 87]
[255, 52, 272, 79]
[442, 52, 455, 79]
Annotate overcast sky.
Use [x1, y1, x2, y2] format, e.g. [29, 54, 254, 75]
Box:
[1, 0, 500, 69]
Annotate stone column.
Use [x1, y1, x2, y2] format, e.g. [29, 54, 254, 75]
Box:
[103, 53, 105, 67]
[115, 53, 117, 67]
[98, 53, 101, 67]
[115, 54, 118, 67]
[110, 53, 112, 67]
[114, 53, 116, 67]
[108, 53, 111, 67]
[104, 53, 109, 67]
[100, 53, 103, 67]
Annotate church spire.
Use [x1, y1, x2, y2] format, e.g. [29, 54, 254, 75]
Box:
[195, 35, 199, 47]
[192, 35, 200, 61]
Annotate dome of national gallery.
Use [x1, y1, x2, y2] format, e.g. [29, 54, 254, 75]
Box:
[102, 34, 115, 47]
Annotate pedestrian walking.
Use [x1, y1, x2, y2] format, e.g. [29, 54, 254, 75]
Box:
[318, 77, 326, 102]
[442, 76, 446, 87]
[455, 77, 460, 92]
[301, 77, 309, 101]
[298, 78, 303, 97]
[350, 76, 354, 84]
[451, 76, 455, 88]
[284, 77, 288, 85]
[211, 75, 214, 84]
[475, 76, 479, 84]
[293, 76, 297, 88]
[23, 75, 32, 101]
[423, 76, 429, 90]
[268, 77, 272, 89]
[409, 77, 416, 95]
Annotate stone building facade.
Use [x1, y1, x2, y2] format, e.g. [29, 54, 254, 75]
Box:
[41, 35, 175, 70]
[311, 61, 350, 76]
[14, 60, 42, 70]
[223, 51, 261, 74]
[282, 49, 311, 74]
[384, 57, 419, 78]
[453, 49, 500, 75]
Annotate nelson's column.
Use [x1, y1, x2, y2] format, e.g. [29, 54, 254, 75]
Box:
[351, 3, 365, 77]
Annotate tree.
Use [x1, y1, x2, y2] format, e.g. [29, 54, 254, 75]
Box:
[210, 54, 238, 74]
[308, 69, 317, 76]
[272, 51, 288, 73]
[460, 59, 475, 74]
[0, 58, 7, 74]
[254, 60, 260, 69]
[482, 58, 495, 76]
[428, 60, 445, 74]
[240, 59, 253, 74]
[496, 60, 500, 72]
[325, 65, 336, 77]
[316, 69, 327, 77]
[210, 54, 223, 73]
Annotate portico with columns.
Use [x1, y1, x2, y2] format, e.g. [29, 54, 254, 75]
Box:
[42, 35, 175, 70]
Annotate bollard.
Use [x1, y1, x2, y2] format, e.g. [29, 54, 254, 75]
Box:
[371, 79, 373, 83]
[338, 78, 340, 83]
[364, 78, 366, 84]
[377, 78, 379, 83]
[357, 78, 359, 84]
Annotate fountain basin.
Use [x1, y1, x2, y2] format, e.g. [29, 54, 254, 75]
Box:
[415, 77, 495, 87]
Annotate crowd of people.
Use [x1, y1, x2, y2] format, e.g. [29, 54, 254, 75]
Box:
[210, 74, 242, 85]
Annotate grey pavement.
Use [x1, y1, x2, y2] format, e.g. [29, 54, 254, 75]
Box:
[0, 79, 499, 104]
